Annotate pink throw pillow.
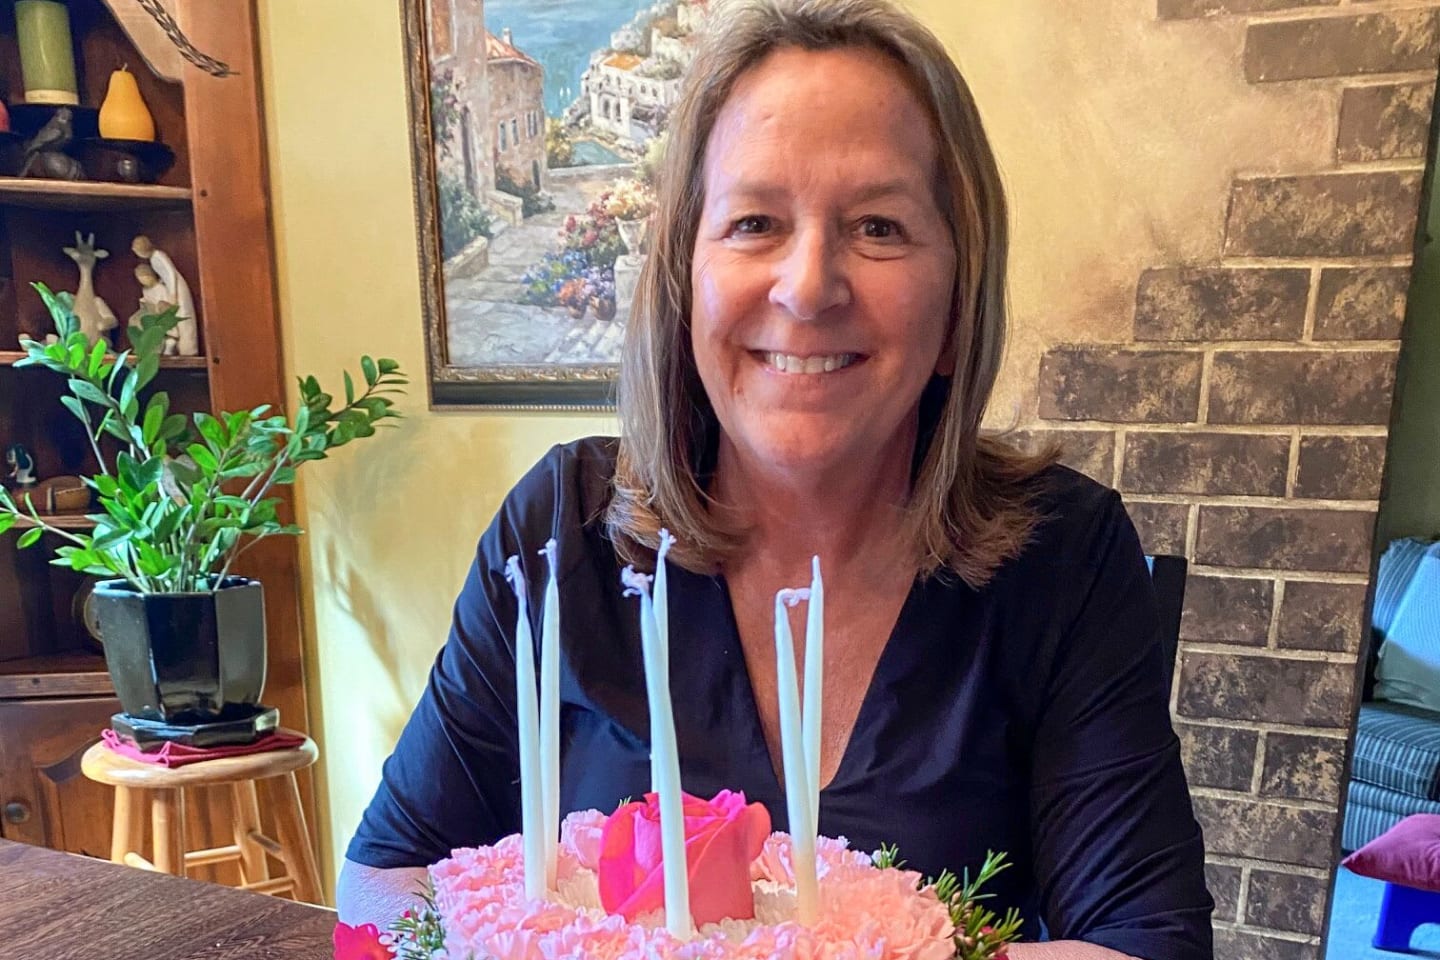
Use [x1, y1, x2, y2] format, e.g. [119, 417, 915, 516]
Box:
[1343, 815, 1440, 893]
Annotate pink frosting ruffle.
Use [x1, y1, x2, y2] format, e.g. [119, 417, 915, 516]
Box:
[431, 812, 956, 960]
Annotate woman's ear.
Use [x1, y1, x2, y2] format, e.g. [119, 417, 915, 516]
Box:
[934, 307, 960, 378]
[934, 339, 957, 378]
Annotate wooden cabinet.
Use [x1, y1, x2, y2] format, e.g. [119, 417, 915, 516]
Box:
[0, 696, 120, 857]
[0, 0, 311, 866]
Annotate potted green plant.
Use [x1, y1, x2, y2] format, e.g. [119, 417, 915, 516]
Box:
[0, 284, 404, 741]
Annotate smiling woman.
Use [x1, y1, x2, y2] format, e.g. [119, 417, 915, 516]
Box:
[340, 2, 1213, 957]
[688, 45, 957, 529]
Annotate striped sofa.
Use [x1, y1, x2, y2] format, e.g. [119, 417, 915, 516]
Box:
[1343, 700, 1440, 851]
[1343, 538, 1440, 851]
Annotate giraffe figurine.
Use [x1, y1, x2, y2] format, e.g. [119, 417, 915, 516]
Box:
[63, 232, 119, 346]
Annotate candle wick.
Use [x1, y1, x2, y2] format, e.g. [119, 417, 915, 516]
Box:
[504, 555, 527, 596]
[620, 565, 653, 598]
[777, 587, 811, 608]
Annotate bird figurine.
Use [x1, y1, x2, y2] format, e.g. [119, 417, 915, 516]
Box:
[20, 107, 83, 180]
[4, 443, 38, 489]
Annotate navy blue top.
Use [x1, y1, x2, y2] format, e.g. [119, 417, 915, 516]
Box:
[348, 437, 1213, 959]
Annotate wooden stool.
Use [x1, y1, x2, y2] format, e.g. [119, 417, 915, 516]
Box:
[80, 733, 322, 904]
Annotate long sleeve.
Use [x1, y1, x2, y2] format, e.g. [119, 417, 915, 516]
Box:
[1027, 492, 1213, 960]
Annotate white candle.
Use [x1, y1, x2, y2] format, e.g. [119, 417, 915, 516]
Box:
[803, 556, 824, 831]
[624, 566, 692, 939]
[776, 587, 819, 925]
[504, 556, 546, 900]
[539, 540, 561, 891]
[649, 530, 676, 793]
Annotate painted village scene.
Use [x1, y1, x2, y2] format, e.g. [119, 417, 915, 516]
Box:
[429, 0, 711, 368]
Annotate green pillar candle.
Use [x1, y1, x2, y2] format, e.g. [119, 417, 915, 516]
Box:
[15, 0, 79, 106]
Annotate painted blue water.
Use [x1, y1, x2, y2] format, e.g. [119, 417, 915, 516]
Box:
[485, 0, 658, 116]
[570, 139, 625, 165]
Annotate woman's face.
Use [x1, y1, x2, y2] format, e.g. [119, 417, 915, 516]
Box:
[691, 45, 957, 485]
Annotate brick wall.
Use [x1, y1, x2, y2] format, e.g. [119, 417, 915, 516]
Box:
[1027, 5, 1439, 957]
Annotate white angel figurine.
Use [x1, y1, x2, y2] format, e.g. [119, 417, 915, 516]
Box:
[132, 234, 198, 356]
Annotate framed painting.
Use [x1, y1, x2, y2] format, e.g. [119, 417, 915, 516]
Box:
[401, 0, 708, 407]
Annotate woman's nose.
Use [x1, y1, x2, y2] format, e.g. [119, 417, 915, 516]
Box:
[769, 227, 851, 321]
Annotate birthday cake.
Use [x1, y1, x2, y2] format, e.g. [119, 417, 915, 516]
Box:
[366, 538, 1018, 960]
[405, 793, 1017, 960]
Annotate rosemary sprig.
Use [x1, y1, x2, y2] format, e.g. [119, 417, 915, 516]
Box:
[929, 851, 1024, 960]
[875, 845, 1022, 960]
[387, 878, 447, 960]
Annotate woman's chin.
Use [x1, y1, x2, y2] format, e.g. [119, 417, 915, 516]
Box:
[732, 434, 889, 485]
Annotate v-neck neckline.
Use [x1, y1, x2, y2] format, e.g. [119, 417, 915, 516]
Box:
[711, 571, 922, 814]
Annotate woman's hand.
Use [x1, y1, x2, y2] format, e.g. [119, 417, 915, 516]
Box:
[335, 857, 429, 927]
[1007, 943, 1137, 959]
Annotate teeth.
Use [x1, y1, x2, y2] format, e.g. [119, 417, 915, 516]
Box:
[765, 352, 856, 374]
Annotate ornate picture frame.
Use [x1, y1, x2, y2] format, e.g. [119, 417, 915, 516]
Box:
[401, 0, 706, 408]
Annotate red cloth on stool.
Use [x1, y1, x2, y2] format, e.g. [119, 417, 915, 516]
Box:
[100, 727, 306, 768]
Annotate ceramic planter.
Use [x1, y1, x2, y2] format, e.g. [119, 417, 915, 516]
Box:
[92, 577, 266, 723]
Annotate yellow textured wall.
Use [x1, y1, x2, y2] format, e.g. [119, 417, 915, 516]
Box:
[258, 0, 1342, 895]
[905, 0, 1334, 424]
[256, 0, 611, 893]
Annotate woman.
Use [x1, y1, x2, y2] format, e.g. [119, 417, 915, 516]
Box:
[341, 1, 1212, 956]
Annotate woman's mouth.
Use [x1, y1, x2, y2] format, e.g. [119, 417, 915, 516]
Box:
[759, 352, 861, 374]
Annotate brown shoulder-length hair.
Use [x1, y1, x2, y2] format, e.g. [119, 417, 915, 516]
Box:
[605, 0, 1056, 588]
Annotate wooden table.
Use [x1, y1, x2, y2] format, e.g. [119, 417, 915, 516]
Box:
[0, 839, 336, 959]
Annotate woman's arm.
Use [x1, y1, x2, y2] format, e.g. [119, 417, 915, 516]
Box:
[335, 859, 429, 926]
[1026, 491, 1213, 959]
[1008, 944, 1135, 960]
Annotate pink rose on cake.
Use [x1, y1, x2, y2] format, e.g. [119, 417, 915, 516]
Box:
[599, 789, 772, 925]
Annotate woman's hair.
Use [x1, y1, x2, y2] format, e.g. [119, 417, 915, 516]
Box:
[606, 0, 1056, 588]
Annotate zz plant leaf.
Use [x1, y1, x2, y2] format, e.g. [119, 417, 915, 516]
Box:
[0, 282, 405, 594]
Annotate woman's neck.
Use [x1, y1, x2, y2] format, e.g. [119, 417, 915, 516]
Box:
[710, 430, 918, 581]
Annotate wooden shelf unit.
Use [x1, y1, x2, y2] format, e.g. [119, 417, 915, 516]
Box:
[0, 350, 208, 368]
[0, 0, 313, 867]
[6, 513, 97, 531]
[0, 179, 192, 212]
[0, 653, 111, 699]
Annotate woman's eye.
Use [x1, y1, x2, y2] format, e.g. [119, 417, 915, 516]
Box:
[860, 217, 903, 240]
[732, 215, 772, 235]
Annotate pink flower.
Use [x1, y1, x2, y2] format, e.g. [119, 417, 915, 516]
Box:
[561, 807, 608, 870]
[332, 921, 392, 960]
[598, 789, 771, 925]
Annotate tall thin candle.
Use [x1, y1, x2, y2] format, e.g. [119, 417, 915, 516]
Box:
[803, 556, 824, 830]
[539, 540, 561, 891]
[649, 530, 676, 792]
[623, 566, 692, 939]
[776, 588, 819, 925]
[505, 556, 546, 900]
